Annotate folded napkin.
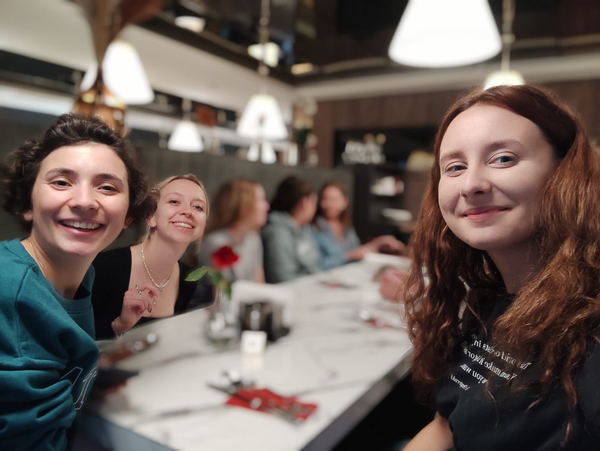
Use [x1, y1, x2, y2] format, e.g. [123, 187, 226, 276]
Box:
[225, 387, 317, 422]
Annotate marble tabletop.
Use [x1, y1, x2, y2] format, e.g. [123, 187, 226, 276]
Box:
[84, 257, 413, 451]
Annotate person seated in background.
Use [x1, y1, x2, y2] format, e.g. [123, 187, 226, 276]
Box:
[0, 114, 151, 449]
[92, 174, 212, 340]
[262, 175, 321, 283]
[198, 179, 270, 283]
[312, 181, 406, 270]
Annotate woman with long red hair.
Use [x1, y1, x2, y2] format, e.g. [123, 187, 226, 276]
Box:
[402, 85, 600, 450]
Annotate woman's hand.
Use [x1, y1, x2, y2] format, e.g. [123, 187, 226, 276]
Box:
[115, 284, 158, 334]
[345, 243, 377, 262]
[379, 268, 409, 301]
[371, 235, 407, 255]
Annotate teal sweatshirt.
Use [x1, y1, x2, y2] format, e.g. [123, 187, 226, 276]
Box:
[0, 239, 99, 451]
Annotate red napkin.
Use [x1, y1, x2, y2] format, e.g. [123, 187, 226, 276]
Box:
[226, 387, 318, 422]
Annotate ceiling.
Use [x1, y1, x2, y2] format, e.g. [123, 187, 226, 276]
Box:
[2, 0, 600, 130]
[150, 0, 600, 82]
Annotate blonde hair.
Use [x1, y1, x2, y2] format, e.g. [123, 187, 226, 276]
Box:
[206, 179, 258, 234]
[147, 174, 209, 234]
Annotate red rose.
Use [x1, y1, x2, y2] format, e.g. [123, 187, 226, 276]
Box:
[211, 245, 239, 270]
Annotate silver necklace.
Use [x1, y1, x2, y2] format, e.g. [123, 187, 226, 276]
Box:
[27, 238, 48, 279]
[141, 240, 174, 293]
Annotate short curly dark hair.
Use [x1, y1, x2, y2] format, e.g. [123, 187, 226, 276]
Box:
[1, 113, 153, 230]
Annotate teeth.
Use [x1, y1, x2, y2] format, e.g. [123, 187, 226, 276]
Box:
[62, 220, 101, 230]
[173, 222, 192, 229]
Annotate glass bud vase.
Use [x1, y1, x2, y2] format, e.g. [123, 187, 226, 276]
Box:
[205, 288, 239, 347]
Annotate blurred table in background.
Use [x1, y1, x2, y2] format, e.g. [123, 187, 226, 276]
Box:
[83, 257, 413, 451]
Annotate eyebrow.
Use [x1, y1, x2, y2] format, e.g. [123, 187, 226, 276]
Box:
[96, 173, 125, 186]
[166, 192, 207, 204]
[439, 150, 464, 165]
[44, 168, 125, 186]
[44, 168, 75, 178]
[439, 139, 523, 164]
[486, 139, 522, 152]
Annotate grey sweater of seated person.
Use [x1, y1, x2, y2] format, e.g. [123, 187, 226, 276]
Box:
[198, 229, 263, 283]
[262, 211, 321, 283]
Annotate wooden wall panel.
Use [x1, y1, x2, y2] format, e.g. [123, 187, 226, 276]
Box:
[313, 79, 600, 167]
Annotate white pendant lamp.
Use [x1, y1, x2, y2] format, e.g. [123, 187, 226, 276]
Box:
[237, 94, 288, 141]
[174, 16, 206, 33]
[168, 121, 204, 152]
[248, 42, 280, 68]
[248, 141, 277, 164]
[81, 40, 154, 105]
[237, 0, 288, 156]
[261, 141, 277, 163]
[247, 142, 260, 161]
[484, 69, 524, 89]
[483, 0, 524, 89]
[168, 99, 204, 152]
[388, 0, 502, 68]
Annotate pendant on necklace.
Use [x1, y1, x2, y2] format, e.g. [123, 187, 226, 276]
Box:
[159, 287, 163, 293]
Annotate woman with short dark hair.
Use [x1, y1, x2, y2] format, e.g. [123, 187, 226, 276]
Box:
[0, 113, 150, 449]
[262, 175, 321, 283]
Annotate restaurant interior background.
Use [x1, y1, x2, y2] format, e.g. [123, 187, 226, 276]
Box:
[2, 0, 600, 248]
[2, 1, 600, 450]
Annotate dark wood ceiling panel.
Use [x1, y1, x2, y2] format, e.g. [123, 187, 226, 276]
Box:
[150, 0, 600, 81]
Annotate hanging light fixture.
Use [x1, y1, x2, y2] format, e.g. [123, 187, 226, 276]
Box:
[388, 0, 502, 68]
[237, 94, 288, 140]
[169, 98, 204, 152]
[73, 0, 163, 134]
[248, 42, 281, 68]
[484, 0, 524, 89]
[237, 0, 287, 163]
[174, 16, 206, 33]
[247, 141, 277, 164]
[81, 40, 154, 105]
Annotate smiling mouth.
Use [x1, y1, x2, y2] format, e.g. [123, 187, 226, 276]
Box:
[463, 207, 509, 217]
[173, 222, 194, 229]
[60, 220, 102, 230]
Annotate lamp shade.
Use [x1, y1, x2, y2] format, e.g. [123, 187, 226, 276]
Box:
[174, 16, 206, 33]
[168, 120, 204, 152]
[237, 94, 288, 141]
[81, 40, 154, 105]
[248, 141, 277, 164]
[388, 0, 502, 68]
[248, 42, 281, 67]
[484, 69, 525, 89]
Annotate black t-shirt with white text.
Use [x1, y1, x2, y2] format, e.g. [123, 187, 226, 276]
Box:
[436, 293, 600, 451]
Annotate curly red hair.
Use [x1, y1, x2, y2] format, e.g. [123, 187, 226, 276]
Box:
[404, 85, 600, 429]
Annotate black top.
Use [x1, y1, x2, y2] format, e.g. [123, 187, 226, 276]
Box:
[436, 291, 600, 451]
[92, 246, 213, 340]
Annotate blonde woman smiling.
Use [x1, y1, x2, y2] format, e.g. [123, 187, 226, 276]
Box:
[92, 174, 212, 339]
